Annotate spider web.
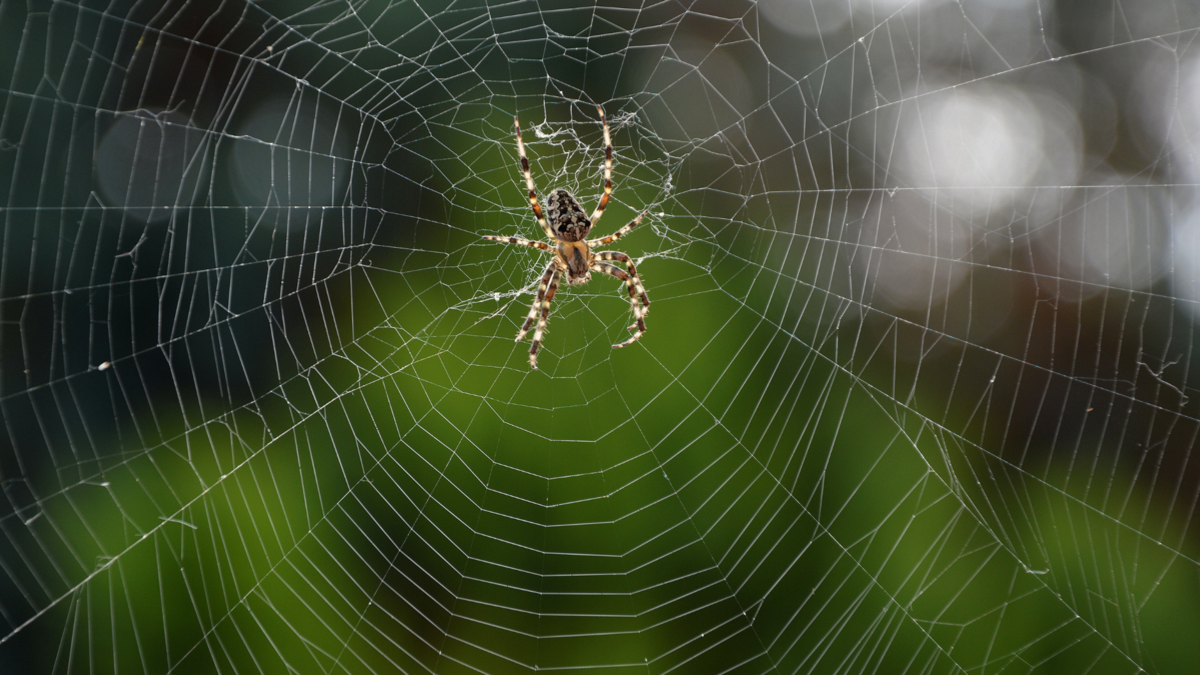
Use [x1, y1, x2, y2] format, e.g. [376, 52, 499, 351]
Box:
[1, 0, 1198, 672]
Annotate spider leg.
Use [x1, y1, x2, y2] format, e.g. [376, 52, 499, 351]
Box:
[528, 264, 561, 369]
[483, 235, 551, 251]
[591, 251, 649, 348]
[586, 211, 646, 248]
[589, 106, 614, 227]
[517, 259, 558, 344]
[515, 115, 556, 241]
[595, 250, 650, 318]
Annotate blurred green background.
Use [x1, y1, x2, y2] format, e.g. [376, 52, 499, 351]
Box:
[1, 0, 1199, 672]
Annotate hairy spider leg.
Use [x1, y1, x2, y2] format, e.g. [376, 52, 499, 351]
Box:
[517, 259, 558, 344]
[587, 211, 646, 248]
[482, 235, 551, 251]
[593, 251, 649, 347]
[515, 116, 556, 241]
[529, 266, 562, 369]
[589, 106, 613, 227]
[595, 250, 650, 319]
[590, 262, 643, 344]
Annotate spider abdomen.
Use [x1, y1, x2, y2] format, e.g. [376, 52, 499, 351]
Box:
[546, 189, 591, 242]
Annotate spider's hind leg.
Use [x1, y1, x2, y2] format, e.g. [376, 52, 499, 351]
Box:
[515, 115, 556, 241]
[589, 106, 614, 227]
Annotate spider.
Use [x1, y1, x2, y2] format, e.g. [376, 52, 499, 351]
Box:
[483, 106, 650, 370]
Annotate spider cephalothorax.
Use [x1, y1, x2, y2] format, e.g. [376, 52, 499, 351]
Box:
[483, 106, 651, 369]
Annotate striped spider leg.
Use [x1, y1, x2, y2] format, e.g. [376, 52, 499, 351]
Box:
[590, 250, 650, 347]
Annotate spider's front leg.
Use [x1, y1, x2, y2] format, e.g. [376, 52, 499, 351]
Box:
[592, 250, 650, 348]
[517, 259, 561, 369]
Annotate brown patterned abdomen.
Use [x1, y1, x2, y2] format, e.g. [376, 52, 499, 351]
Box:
[546, 189, 592, 242]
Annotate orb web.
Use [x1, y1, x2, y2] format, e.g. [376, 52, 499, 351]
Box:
[0, 1, 1198, 673]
